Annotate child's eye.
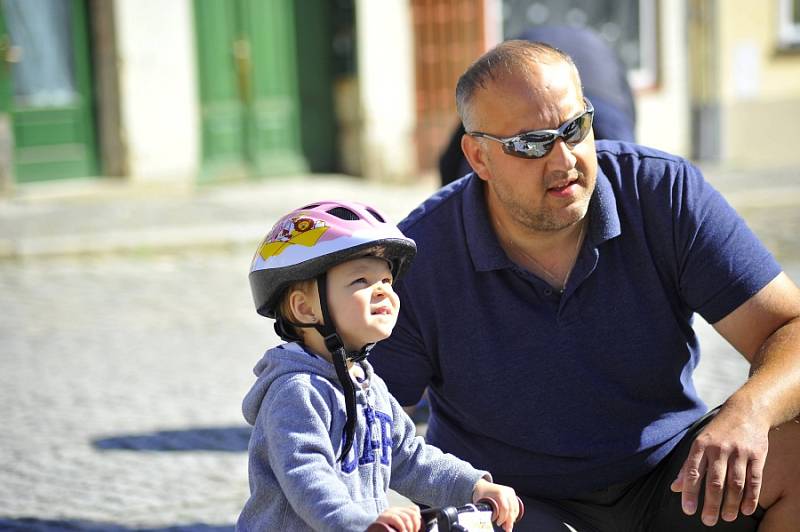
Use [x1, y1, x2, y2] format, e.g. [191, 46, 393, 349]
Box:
[383, 277, 393, 285]
[351, 277, 368, 286]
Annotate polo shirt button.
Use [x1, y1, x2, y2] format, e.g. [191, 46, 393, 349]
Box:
[544, 288, 553, 296]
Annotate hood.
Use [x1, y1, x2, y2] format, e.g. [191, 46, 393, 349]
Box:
[242, 342, 341, 425]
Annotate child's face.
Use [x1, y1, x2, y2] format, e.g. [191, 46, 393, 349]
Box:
[325, 256, 399, 351]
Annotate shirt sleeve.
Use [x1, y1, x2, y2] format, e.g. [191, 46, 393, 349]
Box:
[669, 161, 781, 323]
[257, 376, 377, 532]
[382, 384, 488, 507]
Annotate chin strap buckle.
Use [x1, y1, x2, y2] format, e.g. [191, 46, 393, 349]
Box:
[323, 333, 343, 354]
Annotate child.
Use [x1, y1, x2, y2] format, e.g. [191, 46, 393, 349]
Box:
[238, 200, 520, 531]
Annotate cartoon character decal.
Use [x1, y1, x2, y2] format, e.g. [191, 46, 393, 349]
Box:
[257, 214, 329, 260]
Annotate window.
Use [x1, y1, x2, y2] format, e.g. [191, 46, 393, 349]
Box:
[501, 0, 658, 88]
[778, 0, 800, 48]
[3, 0, 77, 107]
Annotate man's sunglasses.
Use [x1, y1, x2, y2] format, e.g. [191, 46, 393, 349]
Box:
[466, 98, 594, 159]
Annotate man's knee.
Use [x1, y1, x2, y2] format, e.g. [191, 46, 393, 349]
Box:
[759, 419, 800, 520]
[514, 496, 593, 532]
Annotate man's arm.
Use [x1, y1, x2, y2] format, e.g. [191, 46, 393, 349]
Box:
[671, 272, 800, 526]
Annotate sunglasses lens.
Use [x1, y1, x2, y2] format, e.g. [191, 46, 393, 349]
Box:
[506, 134, 554, 159]
[565, 112, 593, 145]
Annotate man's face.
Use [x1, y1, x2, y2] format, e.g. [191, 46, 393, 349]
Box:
[464, 61, 598, 233]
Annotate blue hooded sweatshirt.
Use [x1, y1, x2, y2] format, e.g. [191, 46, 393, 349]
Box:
[237, 342, 488, 531]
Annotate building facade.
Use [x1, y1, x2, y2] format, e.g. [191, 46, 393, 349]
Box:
[0, 0, 798, 193]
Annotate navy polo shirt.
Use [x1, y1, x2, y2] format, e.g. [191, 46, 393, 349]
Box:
[371, 140, 781, 498]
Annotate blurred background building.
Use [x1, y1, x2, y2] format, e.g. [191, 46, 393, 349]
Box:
[0, 0, 798, 192]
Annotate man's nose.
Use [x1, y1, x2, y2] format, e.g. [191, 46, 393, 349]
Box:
[545, 138, 577, 171]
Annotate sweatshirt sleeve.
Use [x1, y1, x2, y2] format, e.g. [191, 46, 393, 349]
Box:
[384, 388, 489, 507]
[257, 375, 378, 532]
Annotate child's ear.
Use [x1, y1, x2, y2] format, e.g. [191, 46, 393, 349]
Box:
[287, 288, 318, 325]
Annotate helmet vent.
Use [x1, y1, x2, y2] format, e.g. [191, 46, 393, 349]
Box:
[327, 207, 360, 220]
[301, 203, 320, 210]
[366, 208, 385, 222]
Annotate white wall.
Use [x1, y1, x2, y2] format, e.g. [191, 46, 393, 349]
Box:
[114, 0, 199, 183]
[355, 0, 417, 180]
[635, 0, 691, 158]
[718, 1, 800, 167]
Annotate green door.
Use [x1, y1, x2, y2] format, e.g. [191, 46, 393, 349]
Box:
[194, 0, 308, 181]
[0, 0, 97, 183]
[293, 0, 339, 173]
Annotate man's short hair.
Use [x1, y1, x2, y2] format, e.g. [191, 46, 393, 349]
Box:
[455, 40, 579, 131]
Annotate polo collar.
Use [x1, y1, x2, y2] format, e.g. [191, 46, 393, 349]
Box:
[462, 166, 621, 273]
[588, 166, 622, 244]
[462, 175, 508, 272]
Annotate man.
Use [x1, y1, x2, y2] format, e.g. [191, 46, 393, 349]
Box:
[438, 25, 636, 187]
[371, 40, 800, 530]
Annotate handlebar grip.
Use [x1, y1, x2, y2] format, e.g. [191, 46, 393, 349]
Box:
[475, 496, 499, 520]
[475, 496, 525, 523]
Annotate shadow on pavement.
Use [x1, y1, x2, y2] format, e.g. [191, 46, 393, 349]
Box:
[92, 426, 251, 452]
[0, 518, 233, 531]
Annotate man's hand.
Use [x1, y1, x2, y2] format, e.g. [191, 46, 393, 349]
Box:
[670, 408, 769, 526]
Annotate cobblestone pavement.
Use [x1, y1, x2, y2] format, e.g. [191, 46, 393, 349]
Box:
[0, 251, 260, 531]
[0, 168, 798, 531]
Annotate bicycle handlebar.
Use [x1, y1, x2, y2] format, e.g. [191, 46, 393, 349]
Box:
[365, 496, 525, 532]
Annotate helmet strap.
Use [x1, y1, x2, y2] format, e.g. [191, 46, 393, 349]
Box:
[330, 342, 357, 462]
[314, 272, 360, 461]
[273, 315, 303, 342]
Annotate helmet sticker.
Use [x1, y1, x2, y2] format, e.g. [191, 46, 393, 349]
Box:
[258, 215, 329, 260]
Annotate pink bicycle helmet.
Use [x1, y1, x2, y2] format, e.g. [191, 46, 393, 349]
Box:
[249, 200, 416, 319]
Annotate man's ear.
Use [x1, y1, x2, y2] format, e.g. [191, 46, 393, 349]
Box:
[461, 134, 492, 182]
[287, 287, 318, 325]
